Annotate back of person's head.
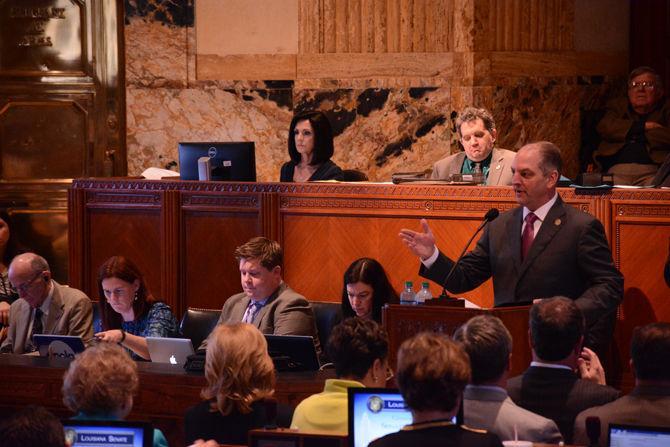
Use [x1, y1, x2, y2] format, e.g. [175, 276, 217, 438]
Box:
[10, 252, 50, 275]
[453, 314, 512, 384]
[203, 323, 275, 416]
[396, 332, 470, 413]
[97, 255, 154, 329]
[341, 257, 399, 322]
[631, 322, 670, 381]
[327, 317, 389, 379]
[234, 237, 283, 270]
[288, 110, 335, 165]
[530, 296, 584, 361]
[520, 140, 562, 176]
[0, 405, 66, 447]
[62, 343, 138, 417]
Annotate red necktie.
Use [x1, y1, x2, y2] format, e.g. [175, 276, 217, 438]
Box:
[521, 212, 539, 260]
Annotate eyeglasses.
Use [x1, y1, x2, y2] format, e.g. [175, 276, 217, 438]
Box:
[629, 81, 656, 91]
[13, 272, 43, 295]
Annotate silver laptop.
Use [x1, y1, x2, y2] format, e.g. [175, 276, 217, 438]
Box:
[146, 337, 194, 366]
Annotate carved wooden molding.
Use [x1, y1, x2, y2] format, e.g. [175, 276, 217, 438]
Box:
[181, 194, 259, 208]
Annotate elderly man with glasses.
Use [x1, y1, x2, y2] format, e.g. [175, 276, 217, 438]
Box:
[594, 66, 670, 186]
[0, 252, 93, 354]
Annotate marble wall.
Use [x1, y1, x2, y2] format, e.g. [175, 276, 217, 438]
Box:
[125, 1, 627, 181]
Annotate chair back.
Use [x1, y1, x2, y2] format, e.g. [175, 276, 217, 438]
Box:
[179, 307, 221, 349]
[311, 301, 341, 357]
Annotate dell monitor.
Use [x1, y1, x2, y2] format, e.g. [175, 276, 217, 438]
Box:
[178, 142, 256, 181]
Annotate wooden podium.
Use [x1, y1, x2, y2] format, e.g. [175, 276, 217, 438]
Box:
[382, 304, 531, 377]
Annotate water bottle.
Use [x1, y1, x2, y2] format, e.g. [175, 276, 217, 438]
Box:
[400, 281, 415, 305]
[415, 282, 432, 304]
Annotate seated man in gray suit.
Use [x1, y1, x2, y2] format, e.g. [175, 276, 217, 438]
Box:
[453, 314, 563, 444]
[431, 106, 515, 185]
[1, 253, 93, 354]
[199, 237, 320, 353]
[574, 322, 670, 447]
[506, 297, 619, 444]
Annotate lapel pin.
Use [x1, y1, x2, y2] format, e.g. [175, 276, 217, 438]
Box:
[554, 218, 561, 226]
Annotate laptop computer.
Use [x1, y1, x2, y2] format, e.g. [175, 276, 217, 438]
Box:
[33, 334, 85, 359]
[63, 419, 153, 447]
[146, 337, 194, 366]
[348, 387, 463, 447]
[264, 334, 320, 372]
[348, 388, 414, 447]
[608, 423, 670, 447]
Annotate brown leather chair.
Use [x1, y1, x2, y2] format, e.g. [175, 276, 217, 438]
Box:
[179, 307, 221, 349]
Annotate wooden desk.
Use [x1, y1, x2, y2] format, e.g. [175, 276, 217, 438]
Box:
[68, 180, 670, 390]
[0, 354, 332, 446]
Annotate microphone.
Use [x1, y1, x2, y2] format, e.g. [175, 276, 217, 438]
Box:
[442, 208, 499, 291]
[585, 416, 601, 447]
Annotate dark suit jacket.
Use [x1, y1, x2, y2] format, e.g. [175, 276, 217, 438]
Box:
[369, 424, 502, 447]
[280, 160, 343, 182]
[595, 96, 670, 166]
[199, 283, 320, 354]
[573, 385, 670, 447]
[420, 196, 623, 352]
[507, 366, 619, 444]
[0, 281, 93, 354]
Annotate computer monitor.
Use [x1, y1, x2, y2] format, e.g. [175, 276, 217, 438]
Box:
[348, 387, 462, 447]
[62, 419, 153, 447]
[264, 334, 320, 372]
[178, 142, 256, 181]
[608, 424, 670, 447]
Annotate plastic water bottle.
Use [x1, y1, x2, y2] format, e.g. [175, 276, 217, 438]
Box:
[415, 282, 432, 304]
[400, 281, 415, 305]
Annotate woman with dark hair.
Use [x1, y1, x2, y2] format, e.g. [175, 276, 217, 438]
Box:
[280, 110, 343, 182]
[290, 318, 390, 434]
[0, 211, 27, 330]
[342, 258, 399, 323]
[94, 256, 179, 360]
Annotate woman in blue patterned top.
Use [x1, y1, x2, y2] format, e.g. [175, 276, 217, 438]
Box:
[94, 256, 179, 360]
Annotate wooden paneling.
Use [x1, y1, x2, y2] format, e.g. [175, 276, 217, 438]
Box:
[70, 180, 670, 391]
[608, 189, 670, 389]
[180, 189, 264, 312]
[383, 304, 531, 377]
[298, 0, 453, 54]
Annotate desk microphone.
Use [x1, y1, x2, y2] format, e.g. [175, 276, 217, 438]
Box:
[442, 208, 499, 291]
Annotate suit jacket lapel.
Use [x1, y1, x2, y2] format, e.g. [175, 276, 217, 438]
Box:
[254, 283, 285, 328]
[486, 148, 504, 185]
[518, 198, 566, 280]
[45, 283, 64, 334]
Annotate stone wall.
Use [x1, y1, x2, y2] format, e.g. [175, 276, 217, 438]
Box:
[125, 0, 629, 181]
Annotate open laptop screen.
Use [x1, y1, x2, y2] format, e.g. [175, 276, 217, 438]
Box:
[609, 424, 670, 447]
[62, 420, 153, 447]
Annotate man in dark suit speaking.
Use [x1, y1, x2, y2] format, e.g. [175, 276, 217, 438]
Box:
[399, 141, 623, 354]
